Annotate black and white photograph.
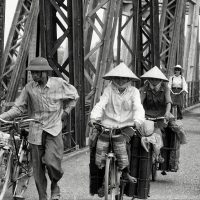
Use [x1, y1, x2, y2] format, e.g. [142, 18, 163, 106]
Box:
[0, 0, 200, 200]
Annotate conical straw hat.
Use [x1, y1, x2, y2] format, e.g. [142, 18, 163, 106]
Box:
[140, 66, 168, 82]
[103, 62, 140, 81]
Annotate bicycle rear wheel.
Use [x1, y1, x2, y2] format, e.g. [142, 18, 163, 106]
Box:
[0, 149, 12, 200]
[105, 157, 120, 200]
[12, 148, 32, 199]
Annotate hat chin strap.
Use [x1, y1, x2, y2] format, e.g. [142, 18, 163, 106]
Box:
[147, 80, 163, 92]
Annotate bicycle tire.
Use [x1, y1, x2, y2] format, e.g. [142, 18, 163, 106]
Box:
[105, 157, 120, 200]
[12, 148, 32, 199]
[0, 149, 12, 200]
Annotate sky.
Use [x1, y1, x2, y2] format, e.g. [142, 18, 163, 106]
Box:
[4, 0, 18, 45]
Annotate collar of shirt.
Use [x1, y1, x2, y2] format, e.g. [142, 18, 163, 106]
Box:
[111, 83, 130, 95]
[146, 84, 165, 92]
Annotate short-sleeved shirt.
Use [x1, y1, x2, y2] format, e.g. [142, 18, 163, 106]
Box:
[140, 82, 172, 118]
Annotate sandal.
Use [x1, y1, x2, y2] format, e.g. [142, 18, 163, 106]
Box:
[50, 183, 61, 200]
[97, 186, 105, 198]
[50, 194, 60, 200]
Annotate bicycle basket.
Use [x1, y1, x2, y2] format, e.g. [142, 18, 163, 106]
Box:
[112, 134, 129, 170]
[0, 131, 20, 147]
[95, 133, 110, 169]
[0, 131, 11, 146]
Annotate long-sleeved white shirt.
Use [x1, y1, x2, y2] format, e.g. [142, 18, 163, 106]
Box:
[90, 83, 145, 128]
[0, 77, 79, 145]
[168, 75, 188, 93]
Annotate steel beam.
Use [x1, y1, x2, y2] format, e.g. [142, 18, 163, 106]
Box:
[0, 0, 5, 70]
[118, 0, 160, 77]
[1, 0, 39, 110]
[40, 0, 85, 148]
[160, 0, 186, 76]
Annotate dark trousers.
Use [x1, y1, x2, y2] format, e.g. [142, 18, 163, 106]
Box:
[30, 131, 64, 200]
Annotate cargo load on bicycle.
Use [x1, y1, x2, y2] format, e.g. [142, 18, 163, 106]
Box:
[123, 134, 152, 199]
[159, 125, 181, 172]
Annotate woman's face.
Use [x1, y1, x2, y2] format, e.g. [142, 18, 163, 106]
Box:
[148, 78, 161, 86]
[174, 68, 181, 76]
[112, 77, 131, 86]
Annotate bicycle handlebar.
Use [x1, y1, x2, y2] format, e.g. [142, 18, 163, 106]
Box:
[0, 118, 39, 125]
[146, 116, 166, 121]
[92, 121, 137, 131]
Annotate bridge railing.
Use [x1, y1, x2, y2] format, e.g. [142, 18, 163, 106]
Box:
[184, 81, 200, 108]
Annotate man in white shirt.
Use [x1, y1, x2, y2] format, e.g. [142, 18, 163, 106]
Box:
[168, 64, 188, 119]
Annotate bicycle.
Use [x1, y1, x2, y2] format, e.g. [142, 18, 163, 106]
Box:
[92, 122, 138, 200]
[0, 117, 37, 200]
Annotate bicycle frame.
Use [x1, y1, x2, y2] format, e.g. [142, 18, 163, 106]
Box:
[0, 118, 37, 200]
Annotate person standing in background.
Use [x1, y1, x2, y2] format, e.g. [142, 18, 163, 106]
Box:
[168, 65, 188, 119]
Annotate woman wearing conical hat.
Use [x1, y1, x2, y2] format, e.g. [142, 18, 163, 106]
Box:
[168, 64, 188, 120]
[89, 62, 145, 197]
[91, 62, 144, 129]
[140, 66, 187, 172]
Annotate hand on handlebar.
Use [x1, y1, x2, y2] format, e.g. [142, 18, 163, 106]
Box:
[164, 111, 171, 121]
[88, 119, 101, 127]
[134, 121, 142, 130]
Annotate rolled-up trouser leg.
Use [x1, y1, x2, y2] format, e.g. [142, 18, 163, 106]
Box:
[30, 144, 47, 200]
[42, 131, 64, 183]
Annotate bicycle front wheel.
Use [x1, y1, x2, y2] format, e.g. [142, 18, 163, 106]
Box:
[0, 149, 12, 200]
[152, 162, 158, 181]
[13, 148, 32, 199]
[105, 157, 120, 200]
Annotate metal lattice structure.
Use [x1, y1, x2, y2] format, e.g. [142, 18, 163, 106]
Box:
[40, 0, 85, 148]
[117, 0, 160, 77]
[84, 0, 122, 108]
[0, 0, 39, 107]
[159, 0, 186, 76]
[0, 0, 5, 72]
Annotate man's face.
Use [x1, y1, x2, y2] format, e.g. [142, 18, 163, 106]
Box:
[31, 71, 47, 84]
